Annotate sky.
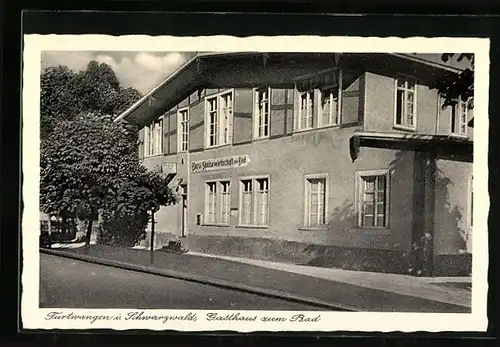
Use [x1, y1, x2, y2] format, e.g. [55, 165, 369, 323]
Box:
[41, 51, 196, 94]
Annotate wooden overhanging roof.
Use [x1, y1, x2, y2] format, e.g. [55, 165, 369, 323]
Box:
[349, 131, 473, 162]
[115, 52, 463, 127]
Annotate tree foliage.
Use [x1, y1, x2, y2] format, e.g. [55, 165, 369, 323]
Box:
[434, 53, 474, 110]
[40, 113, 178, 245]
[40, 61, 142, 140]
[40, 61, 177, 246]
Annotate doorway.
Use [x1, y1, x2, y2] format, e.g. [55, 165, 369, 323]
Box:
[180, 184, 187, 237]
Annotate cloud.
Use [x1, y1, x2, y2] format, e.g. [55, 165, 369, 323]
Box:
[41, 51, 194, 94]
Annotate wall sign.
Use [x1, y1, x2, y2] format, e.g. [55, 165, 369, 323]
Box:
[191, 154, 250, 173]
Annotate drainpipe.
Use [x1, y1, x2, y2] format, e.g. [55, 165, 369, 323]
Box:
[185, 121, 191, 239]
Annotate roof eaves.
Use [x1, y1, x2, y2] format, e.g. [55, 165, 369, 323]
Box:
[113, 54, 201, 123]
[389, 53, 464, 73]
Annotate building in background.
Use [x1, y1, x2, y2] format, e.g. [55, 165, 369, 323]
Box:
[115, 52, 473, 277]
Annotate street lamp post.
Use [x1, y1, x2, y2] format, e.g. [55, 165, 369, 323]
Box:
[150, 210, 155, 265]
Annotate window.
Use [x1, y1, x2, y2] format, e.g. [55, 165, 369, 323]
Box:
[357, 170, 390, 228]
[204, 180, 231, 225]
[205, 182, 217, 224]
[254, 88, 270, 139]
[143, 117, 163, 156]
[178, 108, 189, 152]
[320, 88, 340, 127]
[297, 90, 314, 130]
[206, 90, 233, 148]
[239, 177, 270, 226]
[305, 176, 327, 226]
[451, 100, 468, 136]
[295, 68, 342, 131]
[395, 76, 417, 129]
[220, 181, 231, 224]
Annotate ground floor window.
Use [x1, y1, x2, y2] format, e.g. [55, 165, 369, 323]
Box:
[304, 175, 328, 226]
[239, 176, 269, 226]
[205, 180, 231, 224]
[356, 170, 390, 228]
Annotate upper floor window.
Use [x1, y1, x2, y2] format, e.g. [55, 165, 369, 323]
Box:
[451, 99, 468, 136]
[320, 88, 340, 127]
[177, 108, 189, 152]
[295, 69, 342, 131]
[144, 117, 163, 157]
[356, 170, 390, 228]
[205, 90, 233, 148]
[298, 90, 315, 130]
[394, 76, 417, 130]
[253, 88, 270, 139]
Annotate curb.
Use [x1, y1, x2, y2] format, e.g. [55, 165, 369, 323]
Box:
[40, 248, 358, 312]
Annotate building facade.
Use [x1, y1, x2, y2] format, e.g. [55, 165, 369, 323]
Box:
[116, 52, 473, 277]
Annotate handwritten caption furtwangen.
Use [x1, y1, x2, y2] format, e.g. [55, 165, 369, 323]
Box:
[44, 311, 322, 325]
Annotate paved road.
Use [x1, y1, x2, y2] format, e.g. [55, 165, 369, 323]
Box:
[40, 253, 322, 310]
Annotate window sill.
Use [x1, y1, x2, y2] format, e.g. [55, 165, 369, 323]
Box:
[202, 223, 230, 227]
[298, 226, 328, 232]
[393, 124, 416, 132]
[204, 143, 232, 150]
[252, 136, 270, 142]
[293, 124, 343, 135]
[144, 153, 164, 158]
[236, 225, 269, 229]
[352, 227, 391, 235]
[449, 133, 468, 139]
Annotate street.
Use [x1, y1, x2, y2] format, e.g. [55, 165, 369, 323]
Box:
[40, 253, 322, 310]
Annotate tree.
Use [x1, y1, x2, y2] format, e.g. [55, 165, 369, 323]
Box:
[40, 61, 142, 140]
[434, 53, 474, 112]
[40, 113, 177, 246]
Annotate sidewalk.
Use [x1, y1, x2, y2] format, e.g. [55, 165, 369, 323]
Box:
[42, 243, 471, 313]
[189, 251, 472, 306]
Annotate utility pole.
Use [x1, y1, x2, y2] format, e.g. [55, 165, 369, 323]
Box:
[149, 210, 155, 264]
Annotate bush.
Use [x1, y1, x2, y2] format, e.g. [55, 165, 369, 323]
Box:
[100, 211, 149, 247]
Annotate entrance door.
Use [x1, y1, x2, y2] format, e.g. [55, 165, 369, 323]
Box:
[180, 184, 187, 237]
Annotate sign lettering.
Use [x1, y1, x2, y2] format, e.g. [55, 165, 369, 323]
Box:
[191, 155, 250, 173]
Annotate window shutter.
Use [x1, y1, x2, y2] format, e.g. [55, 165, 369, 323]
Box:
[143, 126, 150, 157]
[227, 93, 234, 145]
[138, 127, 145, 160]
[293, 87, 299, 131]
[204, 99, 208, 148]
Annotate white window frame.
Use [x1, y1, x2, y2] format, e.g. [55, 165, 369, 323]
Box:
[177, 107, 190, 153]
[253, 87, 271, 140]
[205, 89, 234, 149]
[318, 69, 342, 128]
[238, 175, 270, 227]
[143, 116, 164, 157]
[355, 169, 391, 229]
[296, 89, 315, 131]
[219, 180, 231, 225]
[394, 75, 417, 131]
[304, 174, 329, 227]
[450, 99, 468, 137]
[204, 179, 231, 225]
[294, 68, 343, 132]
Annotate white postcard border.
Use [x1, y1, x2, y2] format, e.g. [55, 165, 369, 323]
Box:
[22, 34, 490, 332]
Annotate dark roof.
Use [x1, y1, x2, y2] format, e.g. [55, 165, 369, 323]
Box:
[115, 52, 463, 126]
